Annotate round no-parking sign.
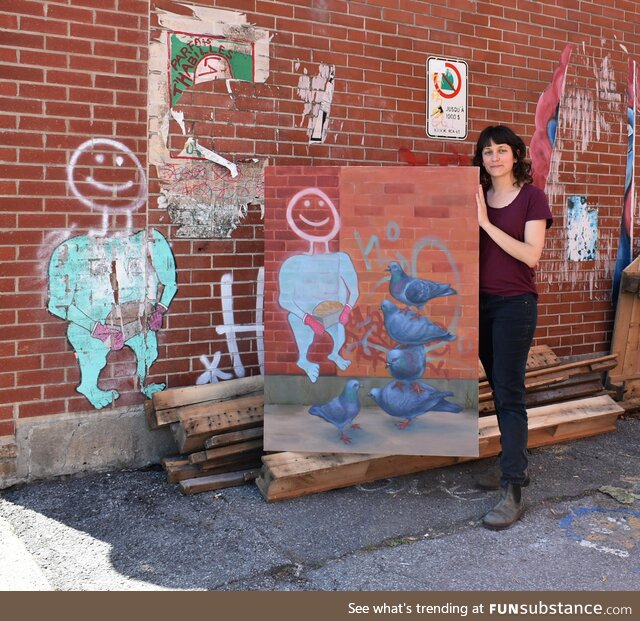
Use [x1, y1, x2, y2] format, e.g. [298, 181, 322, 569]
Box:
[427, 57, 468, 140]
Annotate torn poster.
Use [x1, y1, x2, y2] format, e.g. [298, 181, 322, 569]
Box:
[148, 5, 269, 237]
[297, 63, 335, 144]
[567, 195, 598, 261]
[158, 159, 265, 238]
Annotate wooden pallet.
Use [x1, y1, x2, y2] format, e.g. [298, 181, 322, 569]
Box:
[256, 395, 623, 502]
[150, 375, 264, 427]
[480, 354, 617, 414]
[147, 375, 266, 494]
[608, 256, 640, 394]
[479, 344, 559, 381]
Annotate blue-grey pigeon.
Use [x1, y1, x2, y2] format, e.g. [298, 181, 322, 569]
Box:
[369, 380, 462, 429]
[387, 261, 456, 311]
[381, 299, 455, 345]
[386, 344, 426, 390]
[309, 379, 362, 444]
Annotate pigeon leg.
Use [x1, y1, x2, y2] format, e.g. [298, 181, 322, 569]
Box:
[411, 382, 425, 393]
[395, 418, 412, 429]
[340, 433, 352, 444]
[393, 381, 406, 391]
[350, 423, 361, 429]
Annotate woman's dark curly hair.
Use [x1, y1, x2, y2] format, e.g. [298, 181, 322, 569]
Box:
[472, 125, 533, 189]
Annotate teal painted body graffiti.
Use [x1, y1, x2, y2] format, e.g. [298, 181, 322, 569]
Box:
[48, 229, 177, 409]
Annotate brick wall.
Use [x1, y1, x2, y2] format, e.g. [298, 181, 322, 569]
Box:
[1, 0, 638, 442]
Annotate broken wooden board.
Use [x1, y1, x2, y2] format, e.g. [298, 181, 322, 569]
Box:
[151, 375, 264, 426]
[479, 354, 617, 397]
[480, 375, 609, 414]
[204, 426, 264, 449]
[180, 395, 264, 437]
[608, 256, 640, 390]
[479, 344, 559, 381]
[163, 455, 263, 483]
[256, 395, 623, 502]
[189, 439, 264, 465]
[179, 468, 261, 495]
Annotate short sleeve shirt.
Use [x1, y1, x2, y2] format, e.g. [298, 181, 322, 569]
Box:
[479, 183, 553, 297]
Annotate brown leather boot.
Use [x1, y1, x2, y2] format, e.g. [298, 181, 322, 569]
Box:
[481, 483, 524, 530]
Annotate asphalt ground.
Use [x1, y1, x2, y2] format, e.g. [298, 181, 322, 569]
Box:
[0, 417, 639, 594]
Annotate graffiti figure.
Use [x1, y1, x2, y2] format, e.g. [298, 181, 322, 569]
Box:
[48, 138, 178, 409]
[278, 188, 359, 382]
[48, 231, 177, 408]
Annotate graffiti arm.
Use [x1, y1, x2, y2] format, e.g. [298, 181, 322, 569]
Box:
[339, 253, 360, 324]
[146, 230, 178, 331]
[277, 259, 305, 320]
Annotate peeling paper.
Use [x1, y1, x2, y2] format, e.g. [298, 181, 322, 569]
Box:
[296, 63, 336, 143]
[170, 109, 186, 135]
[158, 159, 265, 238]
[567, 195, 598, 261]
[148, 4, 270, 166]
[180, 138, 238, 178]
[148, 4, 270, 239]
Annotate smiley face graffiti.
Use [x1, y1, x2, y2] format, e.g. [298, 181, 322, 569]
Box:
[66, 138, 147, 214]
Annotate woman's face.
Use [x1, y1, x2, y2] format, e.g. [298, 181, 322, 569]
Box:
[481, 140, 516, 181]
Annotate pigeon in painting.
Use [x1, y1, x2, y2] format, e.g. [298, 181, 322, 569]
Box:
[386, 344, 426, 391]
[369, 380, 462, 429]
[309, 379, 362, 444]
[386, 261, 456, 311]
[381, 299, 455, 346]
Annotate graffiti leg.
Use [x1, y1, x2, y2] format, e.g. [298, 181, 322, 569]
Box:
[326, 322, 351, 371]
[127, 331, 165, 398]
[68, 323, 119, 409]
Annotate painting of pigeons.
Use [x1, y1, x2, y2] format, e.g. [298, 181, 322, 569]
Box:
[264, 165, 479, 456]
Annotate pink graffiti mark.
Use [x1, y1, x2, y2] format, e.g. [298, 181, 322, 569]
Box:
[530, 43, 573, 190]
[159, 162, 264, 206]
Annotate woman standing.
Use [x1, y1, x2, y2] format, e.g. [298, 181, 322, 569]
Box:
[473, 125, 553, 530]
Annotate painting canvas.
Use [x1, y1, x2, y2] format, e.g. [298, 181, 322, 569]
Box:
[263, 166, 479, 456]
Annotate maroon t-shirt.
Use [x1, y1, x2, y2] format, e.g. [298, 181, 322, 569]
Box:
[479, 183, 553, 296]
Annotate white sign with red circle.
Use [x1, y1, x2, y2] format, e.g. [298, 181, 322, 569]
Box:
[427, 57, 468, 140]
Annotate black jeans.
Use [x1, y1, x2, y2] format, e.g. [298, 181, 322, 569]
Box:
[479, 292, 537, 487]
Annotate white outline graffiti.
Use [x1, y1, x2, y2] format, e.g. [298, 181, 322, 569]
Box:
[214, 267, 264, 377]
[196, 351, 234, 385]
[66, 138, 147, 234]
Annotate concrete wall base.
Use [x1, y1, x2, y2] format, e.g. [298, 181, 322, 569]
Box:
[0, 406, 177, 489]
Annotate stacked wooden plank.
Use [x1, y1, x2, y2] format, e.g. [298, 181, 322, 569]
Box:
[608, 255, 640, 399]
[147, 375, 264, 495]
[256, 394, 623, 501]
[480, 351, 618, 415]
